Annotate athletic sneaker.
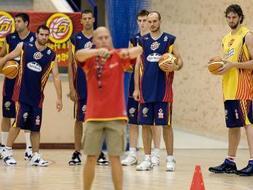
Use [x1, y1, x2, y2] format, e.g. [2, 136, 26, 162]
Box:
[97, 152, 109, 166]
[121, 151, 137, 166]
[166, 156, 176, 172]
[0, 144, 4, 159]
[2, 147, 17, 166]
[30, 152, 48, 167]
[236, 160, 253, 176]
[151, 151, 160, 166]
[136, 156, 153, 171]
[208, 159, 237, 174]
[68, 151, 82, 165]
[24, 146, 33, 160]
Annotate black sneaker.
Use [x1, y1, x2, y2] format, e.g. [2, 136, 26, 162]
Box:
[236, 161, 253, 176]
[209, 159, 237, 174]
[97, 152, 109, 166]
[68, 151, 82, 166]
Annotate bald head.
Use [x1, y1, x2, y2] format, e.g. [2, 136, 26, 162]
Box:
[148, 11, 161, 33]
[93, 27, 113, 49]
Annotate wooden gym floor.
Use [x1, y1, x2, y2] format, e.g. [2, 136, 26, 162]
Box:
[1, 149, 253, 190]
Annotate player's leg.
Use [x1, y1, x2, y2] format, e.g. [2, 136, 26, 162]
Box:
[105, 121, 125, 190]
[24, 130, 32, 160]
[237, 100, 253, 176]
[136, 103, 153, 171]
[69, 100, 84, 165]
[122, 98, 139, 166]
[29, 106, 48, 167]
[151, 125, 161, 166]
[209, 100, 242, 174]
[83, 121, 104, 190]
[3, 102, 27, 165]
[0, 97, 16, 157]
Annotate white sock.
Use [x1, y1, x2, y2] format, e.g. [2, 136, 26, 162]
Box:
[1, 132, 9, 146]
[227, 156, 236, 162]
[167, 155, 174, 160]
[144, 154, 151, 160]
[129, 147, 137, 152]
[152, 148, 160, 155]
[25, 132, 32, 149]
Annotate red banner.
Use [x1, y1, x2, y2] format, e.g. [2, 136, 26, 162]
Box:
[0, 11, 82, 67]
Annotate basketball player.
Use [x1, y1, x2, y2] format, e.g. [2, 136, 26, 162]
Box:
[0, 13, 35, 160]
[135, 11, 183, 171]
[75, 27, 142, 190]
[68, 9, 108, 166]
[0, 25, 62, 166]
[209, 4, 253, 176]
[122, 9, 162, 166]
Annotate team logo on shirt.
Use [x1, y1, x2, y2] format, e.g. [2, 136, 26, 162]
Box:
[228, 39, 235, 47]
[164, 36, 168, 42]
[158, 109, 164, 119]
[46, 13, 73, 43]
[35, 116, 41, 126]
[84, 41, 93, 49]
[147, 53, 161, 62]
[150, 41, 160, 51]
[29, 36, 35, 43]
[23, 113, 28, 122]
[47, 49, 52, 55]
[4, 101, 11, 111]
[33, 52, 43, 60]
[0, 11, 15, 38]
[129, 107, 136, 117]
[27, 62, 42, 72]
[142, 107, 149, 117]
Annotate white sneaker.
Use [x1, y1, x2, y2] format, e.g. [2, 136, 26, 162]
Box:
[30, 153, 48, 167]
[121, 152, 137, 166]
[24, 146, 33, 160]
[136, 156, 153, 171]
[151, 152, 160, 166]
[2, 148, 17, 166]
[0, 145, 4, 159]
[166, 156, 176, 172]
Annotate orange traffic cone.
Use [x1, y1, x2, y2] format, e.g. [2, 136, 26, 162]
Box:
[190, 165, 205, 190]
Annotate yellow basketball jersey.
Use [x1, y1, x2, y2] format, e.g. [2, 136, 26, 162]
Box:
[222, 26, 253, 100]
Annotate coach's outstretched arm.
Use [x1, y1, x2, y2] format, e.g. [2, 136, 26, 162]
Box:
[75, 48, 111, 63]
[51, 61, 63, 112]
[118, 46, 143, 59]
[0, 42, 23, 69]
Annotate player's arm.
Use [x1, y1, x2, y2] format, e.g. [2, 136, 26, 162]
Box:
[75, 48, 111, 63]
[0, 39, 7, 57]
[172, 43, 183, 71]
[0, 42, 23, 69]
[133, 56, 141, 101]
[67, 42, 77, 102]
[118, 46, 143, 59]
[51, 61, 63, 112]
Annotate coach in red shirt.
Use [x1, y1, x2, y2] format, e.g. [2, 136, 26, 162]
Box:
[76, 26, 142, 190]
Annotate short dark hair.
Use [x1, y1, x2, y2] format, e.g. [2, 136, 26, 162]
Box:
[148, 11, 161, 20]
[225, 4, 244, 24]
[82, 9, 93, 16]
[137, 9, 149, 19]
[36, 24, 50, 34]
[15, 13, 30, 26]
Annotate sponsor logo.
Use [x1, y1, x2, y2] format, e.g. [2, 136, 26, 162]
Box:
[158, 108, 164, 119]
[82, 105, 86, 113]
[0, 11, 15, 38]
[147, 53, 161, 62]
[29, 36, 35, 43]
[235, 109, 239, 120]
[77, 35, 82, 39]
[46, 13, 73, 43]
[47, 49, 52, 55]
[35, 116, 41, 126]
[225, 48, 235, 58]
[33, 52, 43, 60]
[129, 107, 136, 117]
[142, 107, 149, 117]
[27, 62, 42, 72]
[4, 101, 11, 111]
[84, 41, 93, 49]
[164, 36, 168, 42]
[150, 41, 160, 51]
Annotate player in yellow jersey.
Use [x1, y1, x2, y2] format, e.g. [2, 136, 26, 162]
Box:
[209, 4, 253, 176]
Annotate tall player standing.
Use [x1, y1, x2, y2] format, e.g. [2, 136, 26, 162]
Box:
[135, 11, 183, 171]
[0, 25, 62, 166]
[68, 10, 108, 165]
[121, 9, 162, 166]
[209, 4, 253, 176]
[0, 13, 35, 160]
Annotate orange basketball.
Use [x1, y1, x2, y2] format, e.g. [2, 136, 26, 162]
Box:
[1, 60, 19, 79]
[158, 53, 176, 72]
[208, 56, 224, 74]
